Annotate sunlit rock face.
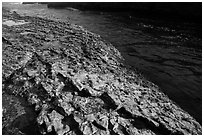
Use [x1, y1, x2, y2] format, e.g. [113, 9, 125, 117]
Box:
[2, 8, 202, 135]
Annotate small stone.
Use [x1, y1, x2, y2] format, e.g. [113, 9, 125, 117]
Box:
[81, 123, 92, 135]
[86, 114, 96, 122]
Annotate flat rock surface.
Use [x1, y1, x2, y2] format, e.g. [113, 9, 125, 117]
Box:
[2, 8, 202, 135]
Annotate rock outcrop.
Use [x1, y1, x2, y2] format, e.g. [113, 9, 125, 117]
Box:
[2, 8, 202, 135]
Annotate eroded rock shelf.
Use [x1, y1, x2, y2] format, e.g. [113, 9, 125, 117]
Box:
[2, 8, 202, 135]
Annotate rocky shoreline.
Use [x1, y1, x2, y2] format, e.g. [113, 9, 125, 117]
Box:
[2, 8, 202, 135]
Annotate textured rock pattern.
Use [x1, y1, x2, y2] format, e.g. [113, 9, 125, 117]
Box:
[2, 8, 202, 135]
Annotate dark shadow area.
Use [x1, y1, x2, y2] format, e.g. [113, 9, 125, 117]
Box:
[117, 107, 134, 119]
[118, 124, 129, 135]
[78, 88, 92, 97]
[92, 120, 106, 131]
[10, 114, 40, 135]
[99, 92, 118, 110]
[108, 119, 119, 135]
[62, 114, 83, 135]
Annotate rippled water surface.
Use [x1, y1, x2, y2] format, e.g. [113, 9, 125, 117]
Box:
[3, 3, 202, 124]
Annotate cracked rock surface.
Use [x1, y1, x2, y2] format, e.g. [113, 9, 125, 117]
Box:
[2, 8, 202, 135]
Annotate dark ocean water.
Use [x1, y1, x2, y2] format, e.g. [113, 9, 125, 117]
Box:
[3, 3, 202, 124]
